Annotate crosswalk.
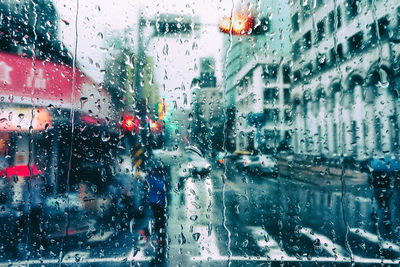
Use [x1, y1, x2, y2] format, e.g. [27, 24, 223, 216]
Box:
[170, 171, 400, 265]
[186, 224, 400, 264]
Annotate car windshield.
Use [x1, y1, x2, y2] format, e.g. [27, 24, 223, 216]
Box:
[1, 0, 400, 266]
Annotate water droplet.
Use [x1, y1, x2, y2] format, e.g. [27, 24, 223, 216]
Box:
[13, 175, 19, 183]
[189, 215, 198, 221]
[80, 97, 88, 108]
[101, 131, 110, 142]
[178, 232, 186, 245]
[18, 113, 24, 119]
[192, 233, 200, 241]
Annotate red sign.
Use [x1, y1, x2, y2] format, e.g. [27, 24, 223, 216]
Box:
[0, 52, 113, 120]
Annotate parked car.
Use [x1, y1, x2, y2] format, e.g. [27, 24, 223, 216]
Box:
[178, 147, 211, 177]
[236, 155, 252, 170]
[246, 154, 278, 176]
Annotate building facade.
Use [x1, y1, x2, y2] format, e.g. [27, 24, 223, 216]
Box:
[221, 0, 292, 152]
[290, 0, 400, 160]
[234, 56, 292, 153]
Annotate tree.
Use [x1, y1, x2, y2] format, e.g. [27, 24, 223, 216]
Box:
[103, 30, 136, 111]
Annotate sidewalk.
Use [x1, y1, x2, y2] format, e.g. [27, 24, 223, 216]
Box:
[277, 158, 369, 187]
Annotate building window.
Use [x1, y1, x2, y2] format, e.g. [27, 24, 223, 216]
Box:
[316, 20, 325, 43]
[317, 53, 327, 70]
[304, 62, 313, 77]
[337, 6, 342, 29]
[346, 0, 360, 19]
[337, 43, 344, 60]
[348, 31, 363, 54]
[293, 40, 301, 61]
[262, 65, 278, 82]
[283, 88, 290, 104]
[284, 109, 292, 122]
[263, 88, 279, 104]
[328, 11, 335, 34]
[292, 12, 299, 32]
[293, 70, 301, 83]
[316, 0, 324, 9]
[369, 22, 378, 44]
[303, 31, 312, 50]
[283, 66, 291, 84]
[330, 43, 344, 64]
[264, 109, 280, 122]
[398, 7, 400, 28]
[378, 16, 389, 40]
[375, 117, 382, 151]
[332, 123, 338, 154]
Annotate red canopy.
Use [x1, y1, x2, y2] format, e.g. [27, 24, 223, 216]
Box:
[0, 165, 44, 178]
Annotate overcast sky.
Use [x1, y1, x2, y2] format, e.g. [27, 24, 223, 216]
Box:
[53, 0, 234, 107]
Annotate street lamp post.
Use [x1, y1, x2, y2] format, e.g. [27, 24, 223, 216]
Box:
[133, 12, 200, 163]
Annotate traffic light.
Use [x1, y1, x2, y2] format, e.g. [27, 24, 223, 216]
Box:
[218, 11, 269, 36]
[121, 115, 139, 133]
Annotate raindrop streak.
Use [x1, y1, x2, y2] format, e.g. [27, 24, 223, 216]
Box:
[220, 1, 236, 266]
[80, 97, 88, 108]
[331, 0, 354, 260]
[59, 0, 80, 265]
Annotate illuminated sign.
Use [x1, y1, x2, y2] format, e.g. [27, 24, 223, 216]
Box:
[0, 107, 52, 132]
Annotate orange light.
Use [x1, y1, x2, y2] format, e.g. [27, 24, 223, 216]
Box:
[218, 11, 255, 36]
[218, 17, 232, 34]
[218, 159, 224, 164]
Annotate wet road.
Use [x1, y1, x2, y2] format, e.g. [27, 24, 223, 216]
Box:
[166, 161, 400, 266]
[1, 158, 400, 266]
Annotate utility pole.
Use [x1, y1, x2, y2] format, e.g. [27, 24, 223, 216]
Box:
[133, 11, 200, 165]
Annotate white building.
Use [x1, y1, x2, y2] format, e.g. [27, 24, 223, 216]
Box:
[234, 56, 292, 153]
[290, 0, 400, 160]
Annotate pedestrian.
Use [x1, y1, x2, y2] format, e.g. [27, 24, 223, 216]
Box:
[147, 162, 168, 266]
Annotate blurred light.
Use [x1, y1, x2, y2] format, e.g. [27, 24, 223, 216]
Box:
[121, 115, 139, 133]
[218, 17, 232, 34]
[218, 11, 255, 36]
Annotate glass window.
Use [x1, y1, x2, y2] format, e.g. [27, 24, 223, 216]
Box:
[316, 20, 325, 43]
[282, 65, 291, 84]
[292, 12, 300, 32]
[1, 0, 400, 265]
[337, 6, 342, 28]
[346, 0, 360, 19]
[263, 88, 279, 104]
[348, 31, 364, 54]
[293, 40, 301, 61]
[328, 11, 335, 34]
[262, 65, 279, 81]
[303, 31, 312, 50]
[283, 88, 290, 104]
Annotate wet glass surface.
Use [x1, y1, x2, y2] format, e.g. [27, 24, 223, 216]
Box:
[0, 0, 400, 266]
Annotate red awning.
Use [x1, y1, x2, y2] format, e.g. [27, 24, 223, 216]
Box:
[0, 165, 44, 178]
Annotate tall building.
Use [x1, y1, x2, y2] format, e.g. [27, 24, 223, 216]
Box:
[289, 0, 400, 160]
[234, 56, 291, 153]
[221, 0, 292, 152]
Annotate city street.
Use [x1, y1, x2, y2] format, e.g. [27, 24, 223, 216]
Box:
[1, 158, 400, 266]
[166, 161, 400, 266]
